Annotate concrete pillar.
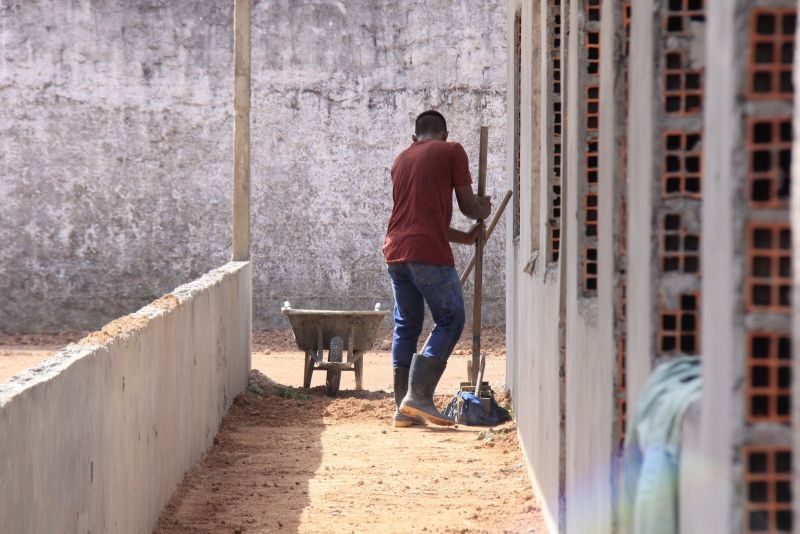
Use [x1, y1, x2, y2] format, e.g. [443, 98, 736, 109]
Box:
[564, 0, 613, 531]
[598, 0, 630, 529]
[626, 0, 705, 410]
[506, 0, 522, 400]
[232, 0, 251, 261]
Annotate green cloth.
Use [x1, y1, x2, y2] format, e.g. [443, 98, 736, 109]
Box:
[619, 356, 701, 534]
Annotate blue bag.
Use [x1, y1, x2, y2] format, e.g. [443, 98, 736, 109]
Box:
[444, 390, 509, 426]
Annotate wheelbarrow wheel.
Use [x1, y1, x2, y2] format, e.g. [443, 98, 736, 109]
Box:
[326, 336, 343, 397]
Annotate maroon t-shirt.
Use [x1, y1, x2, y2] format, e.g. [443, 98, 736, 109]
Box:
[382, 139, 473, 266]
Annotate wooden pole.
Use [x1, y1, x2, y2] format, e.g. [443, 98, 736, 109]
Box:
[471, 126, 489, 385]
[232, 0, 251, 261]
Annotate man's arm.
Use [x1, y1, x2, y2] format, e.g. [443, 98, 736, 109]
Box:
[447, 222, 485, 245]
[455, 185, 491, 220]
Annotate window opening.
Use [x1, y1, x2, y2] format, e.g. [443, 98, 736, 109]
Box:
[658, 293, 700, 354]
[748, 118, 792, 207]
[744, 447, 793, 533]
[746, 224, 792, 312]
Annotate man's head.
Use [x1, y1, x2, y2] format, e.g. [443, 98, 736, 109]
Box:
[413, 110, 448, 142]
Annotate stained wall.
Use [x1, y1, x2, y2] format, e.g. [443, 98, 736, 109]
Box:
[0, 0, 508, 331]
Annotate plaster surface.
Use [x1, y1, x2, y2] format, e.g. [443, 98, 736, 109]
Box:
[0, 261, 251, 533]
[0, 0, 507, 331]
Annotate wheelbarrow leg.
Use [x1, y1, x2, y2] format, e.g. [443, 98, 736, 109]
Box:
[354, 351, 364, 391]
[303, 350, 314, 389]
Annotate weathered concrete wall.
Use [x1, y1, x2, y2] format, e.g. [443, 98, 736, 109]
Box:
[0, 0, 507, 331]
[0, 261, 251, 533]
[506, 1, 564, 532]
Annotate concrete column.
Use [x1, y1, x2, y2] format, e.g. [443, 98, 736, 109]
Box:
[232, 0, 251, 261]
[598, 0, 630, 529]
[564, 0, 613, 531]
[506, 0, 522, 398]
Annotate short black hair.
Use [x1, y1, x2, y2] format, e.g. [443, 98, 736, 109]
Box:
[415, 110, 447, 136]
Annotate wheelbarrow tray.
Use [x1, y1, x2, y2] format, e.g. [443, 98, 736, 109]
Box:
[282, 309, 387, 352]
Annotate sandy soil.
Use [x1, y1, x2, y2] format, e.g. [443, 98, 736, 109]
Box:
[1, 328, 544, 532]
[0, 332, 87, 384]
[156, 327, 544, 533]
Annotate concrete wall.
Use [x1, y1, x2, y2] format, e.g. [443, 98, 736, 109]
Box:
[0, 261, 251, 533]
[0, 0, 507, 332]
[506, 1, 565, 531]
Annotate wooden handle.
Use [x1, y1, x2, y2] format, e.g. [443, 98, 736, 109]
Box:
[471, 126, 489, 385]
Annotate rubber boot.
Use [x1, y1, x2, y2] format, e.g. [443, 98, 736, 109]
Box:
[393, 367, 425, 427]
[399, 354, 454, 426]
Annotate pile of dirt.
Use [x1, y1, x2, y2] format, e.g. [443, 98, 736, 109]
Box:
[240, 371, 396, 426]
[251, 330, 296, 351]
[450, 325, 506, 358]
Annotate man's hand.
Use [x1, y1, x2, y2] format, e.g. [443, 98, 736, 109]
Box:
[467, 222, 488, 244]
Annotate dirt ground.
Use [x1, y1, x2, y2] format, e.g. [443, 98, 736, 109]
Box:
[0, 328, 544, 533]
[157, 326, 543, 534]
[0, 332, 86, 383]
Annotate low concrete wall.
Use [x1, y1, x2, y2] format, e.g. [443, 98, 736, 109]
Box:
[0, 261, 251, 533]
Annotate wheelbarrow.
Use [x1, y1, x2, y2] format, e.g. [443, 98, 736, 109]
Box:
[281, 301, 389, 396]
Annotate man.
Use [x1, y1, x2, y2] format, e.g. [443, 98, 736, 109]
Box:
[383, 110, 491, 427]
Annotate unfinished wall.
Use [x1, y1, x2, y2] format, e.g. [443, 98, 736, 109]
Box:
[0, 0, 507, 331]
[506, 0, 566, 531]
[0, 261, 251, 533]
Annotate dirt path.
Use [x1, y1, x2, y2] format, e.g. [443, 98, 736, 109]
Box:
[156, 329, 544, 533]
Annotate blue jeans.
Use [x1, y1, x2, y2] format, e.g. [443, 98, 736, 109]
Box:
[388, 262, 466, 368]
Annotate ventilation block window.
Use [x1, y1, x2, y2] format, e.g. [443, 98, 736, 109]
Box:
[624, 2, 632, 54]
[587, 141, 599, 183]
[551, 228, 561, 262]
[584, 248, 598, 291]
[665, 0, 705, 34]
[659, 293, 699, 354]
[663, 131, 702, 197]
[748, 9, 796, 100]
[746, 224, 792, 312]
[586, 86, 600, 131]
[745, 447, 793, 533]
[664, 51, 702, 114]
[512, 11, 522, 239]
[661, 213, 700, 273]
[746, 332, 792, 423]
[584, 193, 598, 237]
[587, 32, 600, 74]
[587, 0, 601, 22]
[748, 118, 792, 207]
